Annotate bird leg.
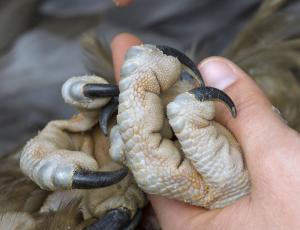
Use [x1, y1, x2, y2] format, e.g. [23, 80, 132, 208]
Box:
[20, 76, 128, 190]
[111, 44, 250, 208]
[167, 87, 249, 208]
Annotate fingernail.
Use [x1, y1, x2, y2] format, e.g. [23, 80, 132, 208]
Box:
[198, 59, 237, 90]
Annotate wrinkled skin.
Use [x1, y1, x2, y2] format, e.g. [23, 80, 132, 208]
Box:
[110, 45, 250, 209]
[19, 76, 146, 229]
[0, 150, 143, 229]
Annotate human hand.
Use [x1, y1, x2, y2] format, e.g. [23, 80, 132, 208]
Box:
[112, 0, 133, 7]
[111, 33, 300, 230]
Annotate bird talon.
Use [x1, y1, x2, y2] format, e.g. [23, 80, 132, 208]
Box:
[83, 83, 119, 98]
[99, 96, 119, 136]
[85, 208, 141, 230]
[62, 76, 113, 110]
[156, 44, 205, 86]
[72, 167, 128, 189]
[97, 44, 208, 132]
[189, 86, 237, 118]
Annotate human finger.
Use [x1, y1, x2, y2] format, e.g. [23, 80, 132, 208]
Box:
[112, 0, 134, 7]
[111, 33, 142, 83]
[198, 57, 294, 179]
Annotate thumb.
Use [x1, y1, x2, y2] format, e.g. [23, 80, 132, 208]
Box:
[198, 57, 293, 180]
[111, 33, 142, 83]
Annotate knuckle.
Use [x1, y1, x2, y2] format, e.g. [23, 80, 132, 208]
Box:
[35, 156, 74, 190]
[53, 164, 74, 189]
[62, 75, 110, 109]
[35, 160, 56, 190]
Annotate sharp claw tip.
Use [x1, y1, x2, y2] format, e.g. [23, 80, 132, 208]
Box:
[72, 167, 128, 189]
[100, 123, 109, 136]
[155, 45, 204, 85]
[232, 107, 237, 118]
[83, 83, 119, 98]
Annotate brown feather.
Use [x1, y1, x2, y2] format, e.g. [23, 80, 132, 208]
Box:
[0, 212, 36, 230]
[35, 200, 84, 230]
[224, 0, 300, 131]
[80, 32, 115, 83]
[0, 153, 49, 213]
[0, 153, 85, 229]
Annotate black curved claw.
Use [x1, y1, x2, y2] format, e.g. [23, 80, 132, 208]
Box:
[99, 96, 119, 136]
[83, 83, 119, 98]
[85, 208, 134, 230]
[124, 209, 142, 230]
[189, 86, 237, 118]
[156, 45, 205, 86]
[72, 167, 128, 189]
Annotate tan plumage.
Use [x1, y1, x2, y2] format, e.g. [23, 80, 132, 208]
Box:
[0, 153, 86, 230]
[80, 32, 115, 84]
[35, 200, 85, 230]
[1, 136, 145, 229]
[0, 212, 36, 230]
[224, 0, 300, 131]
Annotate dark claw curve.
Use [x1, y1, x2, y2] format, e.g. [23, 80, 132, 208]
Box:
[156, 45, 205, 86]
[83, 83, 119, 98]
[99, 96, 119, 136]
[189, 86, 237, 118]
[72, 167, 128, 189]
[85, 208, 133, 230]
[124, 209, 142, 230]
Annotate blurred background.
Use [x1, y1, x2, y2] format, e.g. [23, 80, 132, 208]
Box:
[0, 0, 299, 157]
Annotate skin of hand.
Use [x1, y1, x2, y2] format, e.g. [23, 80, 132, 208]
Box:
[111, 33, 300, 230]
[112, 0, 134, 7]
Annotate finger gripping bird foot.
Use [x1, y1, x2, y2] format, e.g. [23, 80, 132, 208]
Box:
[113, 44, 250, 209]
